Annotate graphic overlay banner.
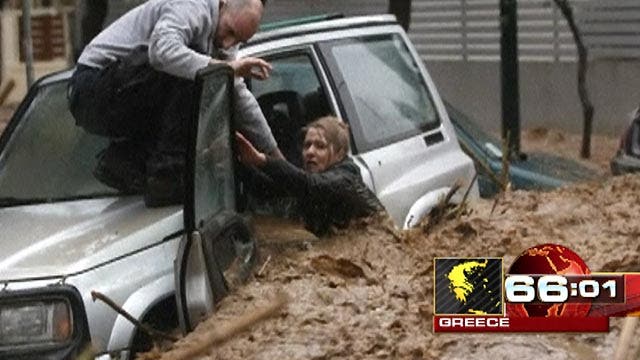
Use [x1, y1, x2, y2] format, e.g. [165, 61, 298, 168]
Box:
[433, 245, 640, 333]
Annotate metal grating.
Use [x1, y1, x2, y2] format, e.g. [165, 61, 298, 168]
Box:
[578, 0, 640, 59]
[409, 0, 640, 62]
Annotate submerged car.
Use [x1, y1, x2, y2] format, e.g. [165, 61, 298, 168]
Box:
[0, 15, 478, 359]
[611, 105, 640, 175]
[446, 101, 602, 197]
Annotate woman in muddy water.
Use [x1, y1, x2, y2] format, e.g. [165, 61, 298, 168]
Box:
[236, 116, 384, 236]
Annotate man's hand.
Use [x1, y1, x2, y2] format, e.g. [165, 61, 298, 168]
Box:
[228, 57, 272, 80]
[235, 132, 267, 167]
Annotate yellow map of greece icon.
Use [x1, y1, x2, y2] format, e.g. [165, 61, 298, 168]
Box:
[434, 258, 503, 315]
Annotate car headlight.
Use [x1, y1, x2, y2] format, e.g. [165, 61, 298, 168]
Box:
[0, 298, 72, 347]
[0, 285, 91, 359]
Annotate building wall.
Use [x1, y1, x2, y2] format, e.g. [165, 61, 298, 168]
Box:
[409, 0, 640, 136]
[426, 60, 640, 137]
[1, 9, 72, 104]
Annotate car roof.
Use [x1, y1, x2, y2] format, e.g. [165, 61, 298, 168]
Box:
[245, 14, 398, 47]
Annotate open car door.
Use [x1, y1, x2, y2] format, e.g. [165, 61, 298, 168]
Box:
[174, 65, 256, 333]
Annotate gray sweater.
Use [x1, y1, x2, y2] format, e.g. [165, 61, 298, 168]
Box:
[78, 0, 277, 152]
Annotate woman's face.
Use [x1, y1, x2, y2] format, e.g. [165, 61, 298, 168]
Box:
[302, 128, 335, 173]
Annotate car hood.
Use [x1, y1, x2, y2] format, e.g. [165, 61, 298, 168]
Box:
[0, 197, 183, 281]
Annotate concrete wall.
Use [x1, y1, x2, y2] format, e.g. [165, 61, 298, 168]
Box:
[426, 60, 640, 136]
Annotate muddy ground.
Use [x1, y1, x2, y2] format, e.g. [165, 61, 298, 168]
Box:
[1, 106, 636, 359]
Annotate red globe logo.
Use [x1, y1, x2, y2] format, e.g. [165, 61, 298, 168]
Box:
[506, 244, 591, 317]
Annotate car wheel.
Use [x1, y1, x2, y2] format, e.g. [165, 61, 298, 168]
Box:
[128, 296, 178, 359]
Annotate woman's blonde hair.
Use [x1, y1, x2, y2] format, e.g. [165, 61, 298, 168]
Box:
[304, 116, 350, 158]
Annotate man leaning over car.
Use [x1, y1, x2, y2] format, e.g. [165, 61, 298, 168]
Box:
[68, 0, 281, 207]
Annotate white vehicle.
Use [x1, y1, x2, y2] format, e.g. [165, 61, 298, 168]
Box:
[0, 15, 477, 359]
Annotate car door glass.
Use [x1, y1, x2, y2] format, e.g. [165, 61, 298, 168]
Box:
[191, 70, 236, 227]
[321, 34, 439, 152]
[251, 54, 323, 101]
[0, 81, 113, 203]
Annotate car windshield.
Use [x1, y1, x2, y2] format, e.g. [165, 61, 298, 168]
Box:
[0, 79, 117, 206]
[323, 34, 439, 152]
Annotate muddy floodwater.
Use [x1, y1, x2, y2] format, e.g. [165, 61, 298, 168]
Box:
[144, 174, 640, 360]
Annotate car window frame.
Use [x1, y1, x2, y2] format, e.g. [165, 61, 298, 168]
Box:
[246, 47, 324, 94]
[242, 45, 360, 150]
[245, 45, 341, 118]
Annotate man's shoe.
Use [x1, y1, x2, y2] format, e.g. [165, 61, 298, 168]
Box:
[144, 174, 184, 207]
[94, 145, 145, 193]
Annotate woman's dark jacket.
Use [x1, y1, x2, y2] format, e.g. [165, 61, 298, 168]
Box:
[248, 157, 383, 236]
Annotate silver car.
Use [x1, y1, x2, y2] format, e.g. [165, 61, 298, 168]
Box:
[0, 15, 477, 359]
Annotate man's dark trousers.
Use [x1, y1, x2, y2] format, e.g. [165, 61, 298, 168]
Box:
[68, 54, 195, 205]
